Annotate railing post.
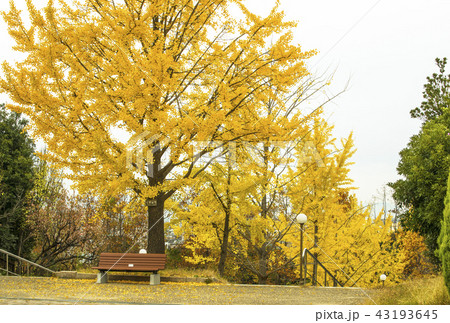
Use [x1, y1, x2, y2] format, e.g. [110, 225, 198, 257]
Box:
[302, 249, 342, 288]
[312, 258, 315, 286]
[304, 252, 307, 285]
[313, 253, 318, 286]
[6, 254, 8, 276]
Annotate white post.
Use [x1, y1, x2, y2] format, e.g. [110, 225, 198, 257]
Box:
[150, 273, 160, 285]
[96, 271, 108, 284]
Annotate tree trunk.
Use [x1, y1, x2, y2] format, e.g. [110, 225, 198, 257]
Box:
[258, 275, 268, 284]
[147, 195, 165, 254]
[258, 251, 268, 284]
[218, 161, 232, 276]
[218, 207, 230, 276]
[146, 142, 166, 254]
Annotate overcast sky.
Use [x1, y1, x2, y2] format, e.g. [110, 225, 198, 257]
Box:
[1, 0, 449, 208]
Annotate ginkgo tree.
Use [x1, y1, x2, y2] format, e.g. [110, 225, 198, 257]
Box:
[169, 110, 404, 286]
[168, 106, 349, 282]
[1, 0, 315, 253]
[167, 70, 339, 280]
[228, 120, 358, 284]
[264, 118, 401, 287]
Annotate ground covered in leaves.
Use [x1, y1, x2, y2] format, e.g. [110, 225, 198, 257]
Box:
[0, 276, 374, 305]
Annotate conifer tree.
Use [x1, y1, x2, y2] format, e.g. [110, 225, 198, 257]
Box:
[437, 170, 450, 293]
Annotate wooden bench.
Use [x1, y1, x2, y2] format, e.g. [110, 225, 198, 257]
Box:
[92, 252, 167, 285]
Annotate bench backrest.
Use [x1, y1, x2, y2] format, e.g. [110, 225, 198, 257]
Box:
[96, 253, 166, 271]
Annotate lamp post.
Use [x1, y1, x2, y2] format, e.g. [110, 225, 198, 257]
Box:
[380, 274, 386, 287]
[296, 214, 307, 284]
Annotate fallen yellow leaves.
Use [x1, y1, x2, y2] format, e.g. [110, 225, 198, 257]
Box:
[0, 276, 371, 305]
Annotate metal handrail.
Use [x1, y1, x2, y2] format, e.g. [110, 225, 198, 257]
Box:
[0, 248, 55, 276]
[0, 267, 19, 276]
[303, 248, 343, 287]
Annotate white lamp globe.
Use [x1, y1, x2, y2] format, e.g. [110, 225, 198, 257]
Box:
[296, 214, 307, 224]
[139, 249, 147, 254]
[380, 274, 386, 281]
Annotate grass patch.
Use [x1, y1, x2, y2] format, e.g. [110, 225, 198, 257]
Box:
[373, 276, 450, 305]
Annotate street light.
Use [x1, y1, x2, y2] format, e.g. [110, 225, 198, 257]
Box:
[296, 214, 307, 285]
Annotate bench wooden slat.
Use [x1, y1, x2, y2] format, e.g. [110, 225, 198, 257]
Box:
[93, 265, 165, 270]
[92, 268, 164, 271]
[99, 253, 166, 256]
[97, 259, 166, 263]
[93, 253, 166, 272]
[95, 262, 166, 267]
[98, 253, 166, 259]
[96, 259, 166, 265]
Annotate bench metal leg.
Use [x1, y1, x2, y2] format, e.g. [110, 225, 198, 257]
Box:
[97, 271, 108, 284]
[150, 273, 160, 285]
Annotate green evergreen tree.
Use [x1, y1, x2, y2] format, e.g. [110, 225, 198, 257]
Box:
[437, 170, 450, 293]
[410, 58, 450, 122]
[390, 58, 450, 263]
[0, 103, 35, 257]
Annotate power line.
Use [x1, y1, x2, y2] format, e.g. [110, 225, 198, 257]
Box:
[313, 0, 384, 68]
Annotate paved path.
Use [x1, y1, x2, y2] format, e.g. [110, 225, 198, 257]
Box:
[0, 276, 377, 305]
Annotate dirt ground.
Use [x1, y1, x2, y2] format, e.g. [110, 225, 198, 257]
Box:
[0, 276, 377, 305]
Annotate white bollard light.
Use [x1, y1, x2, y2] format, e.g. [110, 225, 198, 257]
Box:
[380, 274, 386, 287]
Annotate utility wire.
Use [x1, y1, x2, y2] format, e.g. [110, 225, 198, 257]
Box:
[313, 0, 384, 68]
